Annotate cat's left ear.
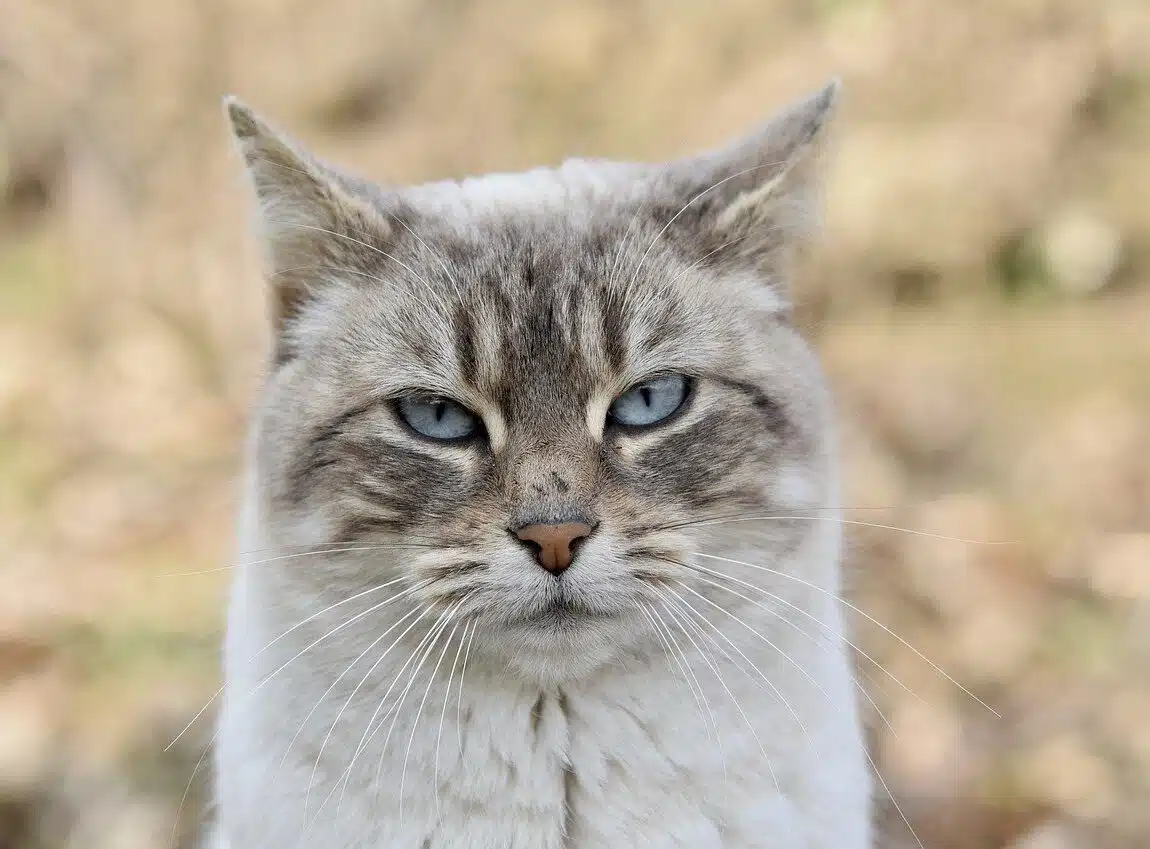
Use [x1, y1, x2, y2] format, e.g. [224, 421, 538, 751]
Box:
[661, 80, 840, 288]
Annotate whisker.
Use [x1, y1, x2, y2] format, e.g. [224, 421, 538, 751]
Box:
[606, 197, 650, 293]
[623, 158, 791, 293]
[869, 749, 926, 849]
[399, 619, 462, 823]
[647, 602, 724, 757]
[367, 605, 461, 812]
[435, 619, 472, 816]
[664, 582, 813, 745]
[672, 580, 829, 703]
[691, 551, 1000, 717]
[168, 737, 213, 849]
[456, 621, 476, 756]
[640, 506, 892, 536]
[669, 557, 923, 706]
[663, 238, 740, 288]
[304, 602, 446, 821]
[655, 593, 773, 789]
[657, 514, 1011, 546]
[854, 671, 898, 740]
[321, 603, 459, 822]
[252, 584, 433, 759]
[638, 602, 713, 741]
[385, 212, 465, 304]
[274, 603, 430, 787]
[677, 563, 900, 740]
[235, 532, 450, 554]
[163, 576, 424, 751]
[164, 685, 223, 753]
[162, 543, 440, 576]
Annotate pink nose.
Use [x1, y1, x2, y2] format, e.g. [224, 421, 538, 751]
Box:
[513, 522, 595, 574]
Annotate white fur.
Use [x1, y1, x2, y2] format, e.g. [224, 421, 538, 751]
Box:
[213, 467, 870, 849]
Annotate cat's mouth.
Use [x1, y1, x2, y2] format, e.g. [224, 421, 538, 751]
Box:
[514, 593, 620, 627]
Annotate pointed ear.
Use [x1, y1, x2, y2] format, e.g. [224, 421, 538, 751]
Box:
[662, 80, 840, 290]
[224, 97, 392, 331]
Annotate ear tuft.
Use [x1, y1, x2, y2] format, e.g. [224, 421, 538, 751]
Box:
[222, 98, 392, 337]
[663, 79, 843, 291]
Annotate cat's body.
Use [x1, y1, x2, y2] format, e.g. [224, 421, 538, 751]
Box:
[213, 82, 871, 848]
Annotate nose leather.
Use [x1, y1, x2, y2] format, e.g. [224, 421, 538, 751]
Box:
[514, 522, 595, 574]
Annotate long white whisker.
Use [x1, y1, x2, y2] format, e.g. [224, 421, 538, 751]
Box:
[606, 197, 649, 292]
[673, 580, 829, 703]
[164, 576, 423, 752]
[638, 602, 711, 739]
[678, 558, 924, 706]
[306, 603, 450, 823]
[456, 622, 476, 756]
[300, 606, 448, 836]
[368, 606, 461, 810]
[869, 749, 925, 849]
[399, 619, 461, 823]
[320, 603, 458, 823]
[264, 220, 444, 317]
[168, 736, 213, 849]
[760, 601, 900, 739]
[254, 583, 432, 724]
[664, 238, 740, 289]
[656, 595, 775, 789]
[681, 515, 1011, 545]
[435, 620, 472, 816]
[646, 602, 722, 755]
[165, 685, 223, 754]
[301, 603, 436, 820]
[275, 602, 429, 784]
[164, 543, 438, 576]
[691, 551, 1000, 717]
[386, 212, 465, 304]
[664, 583, 813, 746]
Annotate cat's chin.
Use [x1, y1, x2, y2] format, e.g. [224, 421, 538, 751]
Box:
[494, 609, 642, 684]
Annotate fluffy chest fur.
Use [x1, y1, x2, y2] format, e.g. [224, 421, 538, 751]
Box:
[216, 531, 869, 849]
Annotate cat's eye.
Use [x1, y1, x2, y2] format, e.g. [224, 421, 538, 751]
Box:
[396, 395, 481, 442]
[607, 374, 691, 429]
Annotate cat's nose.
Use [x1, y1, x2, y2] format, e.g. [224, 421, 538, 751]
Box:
[512, 521, 596, 575]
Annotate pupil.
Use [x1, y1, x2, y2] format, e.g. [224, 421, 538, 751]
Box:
[434, 402, 446, 422]
[640, 386, 652, 407]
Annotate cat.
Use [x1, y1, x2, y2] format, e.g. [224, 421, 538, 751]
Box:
[212, 79, 871, 849]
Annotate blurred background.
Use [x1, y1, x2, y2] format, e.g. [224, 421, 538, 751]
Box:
[2, 1, 1149, 847]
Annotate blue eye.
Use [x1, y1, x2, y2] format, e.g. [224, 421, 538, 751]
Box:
[608, 374, 691, 428]
[396, 396, 480, 441]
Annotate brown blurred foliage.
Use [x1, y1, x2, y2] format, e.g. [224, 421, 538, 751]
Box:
[1, 1, 1148, 847]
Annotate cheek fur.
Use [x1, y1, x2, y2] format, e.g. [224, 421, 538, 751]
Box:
[629, 407, 779, 509]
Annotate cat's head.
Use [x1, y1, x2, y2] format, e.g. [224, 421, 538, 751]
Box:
[229, 83, 841, 683]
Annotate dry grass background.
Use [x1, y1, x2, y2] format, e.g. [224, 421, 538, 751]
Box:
[1, 1, 1149, 847]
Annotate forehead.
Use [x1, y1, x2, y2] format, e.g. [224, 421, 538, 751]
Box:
[308, 165, 773, 416]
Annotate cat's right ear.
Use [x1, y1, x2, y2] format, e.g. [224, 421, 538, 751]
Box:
[224, 97, 392, 331]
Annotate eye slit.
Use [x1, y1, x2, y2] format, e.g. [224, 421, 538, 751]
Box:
[607, 374, 691, 430]
[396, 395, 481, 442]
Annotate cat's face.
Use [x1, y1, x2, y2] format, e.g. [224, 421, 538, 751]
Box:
[232, 84, 840, 682]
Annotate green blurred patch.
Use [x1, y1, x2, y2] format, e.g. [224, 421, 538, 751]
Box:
[994, 231, 1053, 302]
[1043, 597, 1127, 678]
[57, 621, 221, 681]
[0, 233, 70, 318]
